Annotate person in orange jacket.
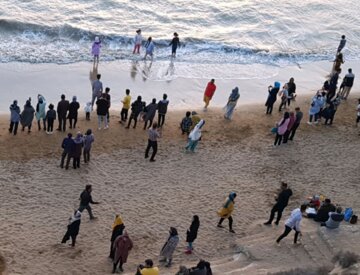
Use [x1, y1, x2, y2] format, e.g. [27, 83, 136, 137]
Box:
[217, 192, 236, 233]
[203, 79, 216, 110]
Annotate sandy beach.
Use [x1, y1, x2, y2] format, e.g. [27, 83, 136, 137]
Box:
[1, 85, 360, 274]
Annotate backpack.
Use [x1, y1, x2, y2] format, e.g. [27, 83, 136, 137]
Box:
[350, 215, 358, 224]
[344, 208, 353, 222]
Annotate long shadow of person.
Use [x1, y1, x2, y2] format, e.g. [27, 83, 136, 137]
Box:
[142, 60, 153, 82]
[130, 60, 138, 80]
[165, 58, 175, 83]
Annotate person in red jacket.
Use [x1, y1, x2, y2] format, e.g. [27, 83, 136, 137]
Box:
[203, 79, 216, 110]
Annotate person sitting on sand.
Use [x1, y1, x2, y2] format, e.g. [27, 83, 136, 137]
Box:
[160, 227, 179, 267]
[203, 79, 216, 110]
[136, 259, 159, 275]
[83, 129, 94, 163]
[157, 93, 169, 127]
[265, 82, 280, 114]
[46, 104, 56, 134]
[60, 133, 74, 169]
[224, 87, 240, 120]
[264, 182, 293, 225]
[181, 111, 193, 135]
[321, 206, 344, 229]
[186, 120, 205, 153]
[112, 231, 133, 274]
[189, 260, 212, 275]
[176, 266, 190, 275]
[57, 94, 70, 132]
[78, 184, 99, 220]
[217, 192, 237, 233]
[20, 99, 35, 133]
[61, 210, 81, 247]
[276, 204, 307, 245]
[185, 215, 200, 254]
[308, 195, 321, 210]
[9, 100, 21, 136]
[126, 96, 144, 129]
[35, 94, 46, 131]
[274, 112, 290, 146]
[190, 111, 200, 130]
[68, 96, 80, 129]
[307, 198, 336, 222]
[109, 215, 125, 259]
[143, 98, 158, 130]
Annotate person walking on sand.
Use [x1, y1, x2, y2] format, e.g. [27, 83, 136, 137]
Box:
[120, 89, 131, 123]
[84, 101, 92, 121]
[126, 96, 144, 129]
[264, 182, 293, 225]
[109, 215, 125, 259]
[144, 37, 155, 60]
[112, 231, 133, 273]
[136, 259, 159, 275]
[160, 227, 179, 267]
[68, 96, 80, 129]
[265, 82, 280, 114]
[61, 210, 81, 247]
[57, 94, 70, 132]
[35, 94, 46, 131]
[287, 78, 296, 106]
[276, 204, 307, 245]
[185, 119, 205, 152]
[92, 74, 103, 107]
[83, 129, 94, 163]
[92, 36, 101, 66]
[180, 111, 192, 135]
[224, 87, 240, 120]
[282, 111, 295, 144]
[203, 79, 216, 110]
[337, 35, 346, 53]
[20, 99, 35, 133]
[169, 32, 180, 57]
[143, 98, 158, 130]
[157, 93, 169, 127]
[133, 29, 142, 54]
[217, 192, 237, 233]
[71, 132, 83, 169]
[145, 122, 161, 162]
[340, 68, 355, 100]
[288, 107, 303, 141]
[185, 215, 200, 254]
[9, 100, 21, 135]
[78, 184, 99, 220]
[45, 104, 56, 134]
[274, 112, 290, 146]
[60, 133, 74, 169]
[96, 93, 109, 130]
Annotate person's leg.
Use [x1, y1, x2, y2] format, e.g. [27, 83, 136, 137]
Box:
[150, 141, 157, 161]
[277, 135, 283, 146]
[309, 115, 313, 123]
[126, 116, 132, 128]
[357, 116, 360, 126]
[265, 204, 278, 224]
[13, 122, 18, 135]
[275, 208, 284, 225]
[76, 157, 80, 168]
[60, 151, 67, 168]
[218, 218, 225, 227]
[279, 102, 283, 112]
[188, 242, 193, 250]
[276, 225, 292, 243]
[98, 115, 102, 129]
[269, 104, 273, 114]
[120, 109, 125, 121]
[65, 155, 71, 169]
[330, 111, 336, 124]
[124, 109, 128, 121]
[283, 130, 290, 143]
[61, 230, 71, 243]
[161, 114, 165, 127]
[294, 230, 300, 244]
[144, 120, 148, 130]
[344, 86, 351, 99]
[43, 118, 46, 131]
[86, 112, 90, 120]
[190, 140, 199, 152]
[145, 140, 151, 158]
[289, 123, 299, 140]
[86, 205, 95, 219]
[104, 115, 108, 128]
[274, 134, 280, 146]
[74, 118, 77, 128]
[133, 117, 137, 128]
[148, 119, 153, 129]
[72, 156, 76, 169]
[69, 118, 73, 129]
[228, 216, 234, 232]
[9, 121, 14, 133]
[119, 258, 124, 271]
[71, 235, 76, 247]
[112, 260, 119, 273]
[83, 149, 87, 163]
[91, 94, 96, 107]
[62, 116, 67, 131]
[38, 120, 41, 130]
[57, 117, 62, 130]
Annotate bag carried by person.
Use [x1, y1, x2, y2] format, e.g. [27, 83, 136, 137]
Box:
[350, 215, 358, 224]
[271, 127, 278, 134]
[344, 208, 353, 222]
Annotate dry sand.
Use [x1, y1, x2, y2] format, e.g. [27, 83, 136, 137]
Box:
[0, 93, 360, 274]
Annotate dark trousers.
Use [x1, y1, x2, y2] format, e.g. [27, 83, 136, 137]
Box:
[325, 110, 336, 125]
[158, 113, 166, 127]
[83, 149, 91, 163]
[126, 114, 138, 128]
[86, 112, 90, 120]
[65, 155, 73, 169]
[145, 140, 158, 161]
[73, 157, 80, 169]
[47, 118, 54, 132]
[113, 258, 124, 273]
[278, 100, 287, 112]
[60, 151, 68, 168]
[61, 230, 76, 246]
[267, 204, 284, 224]
[120, 108, 129, 121]
[58, 115, 67, 131]
[266, 104, 274, 114]
[288, 123, 299, 141]
[37, 119, 46, 130]
[276, 225, 300, 244]
[218, 216, 233, 230]
[9, 121, 19, 135]
[356, 116, 360, 123]
[274, 134, 283, 146]
[309, 114, 318, 122]
[69, 118, 77, 129]
[283, 130, 290, 143]
[78, 204, 94, 219]
[144, 119, 153, 129]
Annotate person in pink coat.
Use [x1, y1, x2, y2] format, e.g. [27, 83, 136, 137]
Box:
[283, 111, 295, 144]
[112, 231, 133, 273]
[274, 112, 290, 146]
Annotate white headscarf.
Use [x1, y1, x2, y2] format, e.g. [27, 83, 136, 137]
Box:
[69, 210, 81, 224]
[189, 119, 205, 141]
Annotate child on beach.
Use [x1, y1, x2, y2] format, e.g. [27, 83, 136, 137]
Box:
[180, 111, 192, 135]
[144, 37, 155, 60]
[278, 84, 289, 112]
[136, 259, 159, 275]
[185, 120, 205, 152]
[217, 192, 237, 233]
[169, 32, 180, 57]
[46, 104, 56, 134]
[84, 102, 92, 120]
[91, 36, 101, 65]
[133, 29, 142, 54]
[120, 89, 131, 123]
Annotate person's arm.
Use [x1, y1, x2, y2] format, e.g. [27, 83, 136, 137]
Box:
[169, 39, 173, 46]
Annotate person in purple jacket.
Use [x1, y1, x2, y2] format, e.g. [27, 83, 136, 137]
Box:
[92, 36, 102, 66]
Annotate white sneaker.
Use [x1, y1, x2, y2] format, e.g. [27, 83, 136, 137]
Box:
[104, 126, 109, 129]
[307, 121, 312, 125]
[98, 127, 101, 130]
[313, 121, 319, 124]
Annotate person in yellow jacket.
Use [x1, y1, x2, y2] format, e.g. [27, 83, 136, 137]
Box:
[217, 192, 237, 233]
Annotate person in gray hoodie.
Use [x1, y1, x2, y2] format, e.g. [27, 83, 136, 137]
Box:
[20, 99, 35, 133]
[9, 100, 21, 135]
[143, 98, 158, 129]
[321, 206, 344, 229]
[83, 129, 95, 163]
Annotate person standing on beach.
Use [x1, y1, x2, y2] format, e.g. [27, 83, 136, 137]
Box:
[9, 100, 20, 135]
[324, 95, 341, 125]
[144, 37, 155, 60]
[265, 82, 280, 114]
[224, 87, 240, 120]
[288, 107, 303, 141]
[112, 231, 133, 273]
[35, 94, 46, 131]
[83, 129, 94, 163]
[46, 104, 56, 134]
[145, 122, 161, 162]
[287, 78, 296, 106]
[72, 132, 83, 169]
[78, 184, 99, 220]
[180, 111, 192, 135]
[169, 32, 180, 57]
[186, 120, 205, 152]
[68, 96, 80, 129]
[104, 87, 111, 122]
[333, 52, 344, 73]
[283, 111, 295, 144]
[274, 112, 290, 146]
[185, 215, 200, 254]
[328, 70, 340, 102]
[61, 210, 81, 247]
[203, 79, 216, 110]
[20, 99, 35, 133]
[96, 93, 109, 130]
[120, 89, 131, 123]
[160, 227, 179, 267]
[278, 84, 289, 112]
[340, 68, 355, 100]
[264, 182, 293, 225]
[308, 93, 323, 125]
[57, 94, 70, 132]
[143, 98, 158, 130]
[109, 215, 125, 259]
[217, 192, 237, 233]
[92, 36, 101, 66]
[126, 96, 144, 129]
[133, 29, 142, 54]
[92, 74, 103, 107]
[337, 35, 346, 53]
[276, 204, 307, 245]
[60, 133, 74, 169]
[157, 94, 169, 127]
[84, 101, 92, 121]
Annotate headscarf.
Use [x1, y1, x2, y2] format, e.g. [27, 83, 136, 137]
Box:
[170, 227, 178, 236]
[69, 210, 81, 224]
[25, 100, 31, 108]
[229, 87, 240, 101]
[274, 82, 281, 88]
[189, 119, 205, 141]
[112, 215, 124, 229]
[224, 192, 236, 208]
[74, 132, 82, 143]
[72, 96, 77, 102]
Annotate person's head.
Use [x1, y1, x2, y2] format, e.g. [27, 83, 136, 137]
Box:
[61, 94, 65, 100]
[295, 107, 300, 112]
[126, 89, 130, 95]
[49, 103, 54, 110]
[321, 91, 326, 97]
[348, 68, 352, 73]
[283, 84, 288, 90]
[95, 36, 100, 43]
[196, 260, 206, 270]
[289, 77, 294, 83]
[300, 204, 307, 213]
[174, 32, 178, 37]
[97, 74, 101, 80]
[148, 36, 152, 42]
[342, 35, 345, 39]
[67, 133, 72, 138]
[25, 100, 31, 107]
[186, 111, 191, 117]
[145, 259, 153, 268]
[152, 122, 158, 129]
[229, 192, 237, 200]
[193, 215, 199, 223]
[163, 93, 167, 100]
[274, 81, 281, 89]
[85, 184, 92, 192]
[72, 96, 77, 102]
[336, 206, 343, 214]
[191, 111, 197, 116]
[105, 87, 110, 93]
[210, 79, 215, 83]
[74, 210, 81, 219]
[13, 100, 18, 106]
[136, 29, 141, 34]
[137, 95, 142, 102]
[75, 131, 81, 139]
[283, 112, 290, 119]
[169, 227, 178, 236]
[281, 181, 288, 190]
[325, 198, 331, 204]
[152, 98, 156, 104]
[336, 68, 342, 74]
[86, 129, 92, 135]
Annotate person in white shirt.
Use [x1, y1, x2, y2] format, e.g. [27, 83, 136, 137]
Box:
[133, 29, 142, 54]
[356, 99, 360, 126]
[276, 204, 307, 244]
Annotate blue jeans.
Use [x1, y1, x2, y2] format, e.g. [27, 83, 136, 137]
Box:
[186, 139, 199, 152]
